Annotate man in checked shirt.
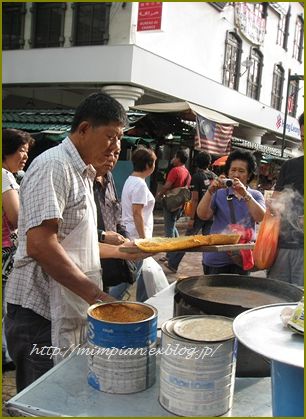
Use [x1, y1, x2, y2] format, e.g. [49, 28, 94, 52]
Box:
[5, 92, 149, 392]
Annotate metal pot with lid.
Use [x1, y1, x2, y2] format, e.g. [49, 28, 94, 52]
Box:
[173, 274, 303, 377]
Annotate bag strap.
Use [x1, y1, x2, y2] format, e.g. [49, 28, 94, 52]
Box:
[184, 170, 190, 187]
[93, 181, 105, 231]
[110, 174, 119, 202]
[226, 190, 237, 224]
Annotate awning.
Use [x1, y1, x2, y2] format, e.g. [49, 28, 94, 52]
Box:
[2, 109, 145, 133]
[231, 137, 292, 158]
[131, 101, 239, 126]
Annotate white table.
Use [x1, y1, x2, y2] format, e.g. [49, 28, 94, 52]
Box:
[6, 284, 272, 417]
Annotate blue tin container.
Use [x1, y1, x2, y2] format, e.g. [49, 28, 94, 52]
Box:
[87, 301, 158, 349]
[87, 301, 158, 393]
[271, 360, 304, 417]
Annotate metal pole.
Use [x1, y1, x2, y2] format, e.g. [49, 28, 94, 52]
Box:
[281, 69, 291, 158]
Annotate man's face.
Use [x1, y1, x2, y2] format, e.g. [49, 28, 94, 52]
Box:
[78, 122, 124, 169]
[171, 156, 179, 166]
[95, 140, 121, 176]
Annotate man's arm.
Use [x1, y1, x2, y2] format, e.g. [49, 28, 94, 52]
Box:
[157, 180, 173, 197]
[26, 219, 113, 304]
[156, 167, 176, 198]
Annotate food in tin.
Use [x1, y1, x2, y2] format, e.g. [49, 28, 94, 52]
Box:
[91, 302, 153, 323]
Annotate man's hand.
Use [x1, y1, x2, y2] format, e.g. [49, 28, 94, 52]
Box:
[118, 241, 154, 261]
[104, 231, 128, 245]
[93, 291, 117, 304]
[187, 219, 195, 229]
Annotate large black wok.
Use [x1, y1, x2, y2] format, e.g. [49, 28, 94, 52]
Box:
[174, 275, 303, 377]
[174, 275, 302, 317]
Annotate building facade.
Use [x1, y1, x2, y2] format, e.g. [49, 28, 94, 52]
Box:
[2, 2, 304, 156]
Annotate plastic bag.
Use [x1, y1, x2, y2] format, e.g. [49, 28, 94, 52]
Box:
[183, 200, 193, 217]
[228, 224, 254, 270]
[253, 209, 280, 269]
[142, 257, 169, 298]
[288, 297, 304, 335]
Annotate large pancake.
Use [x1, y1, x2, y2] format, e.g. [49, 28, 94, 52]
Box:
[135, 234, 240, 253]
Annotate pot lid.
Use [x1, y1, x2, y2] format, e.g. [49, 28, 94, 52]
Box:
[173, 316, 234, 342]
[233, 303, 303, 368]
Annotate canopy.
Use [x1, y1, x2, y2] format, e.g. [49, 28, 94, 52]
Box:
[131, 101, 239, 126]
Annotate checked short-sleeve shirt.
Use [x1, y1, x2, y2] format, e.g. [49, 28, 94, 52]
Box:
[5, 137, 97, 320]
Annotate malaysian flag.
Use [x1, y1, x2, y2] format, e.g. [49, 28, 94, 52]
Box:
[195, 114, 234, 155]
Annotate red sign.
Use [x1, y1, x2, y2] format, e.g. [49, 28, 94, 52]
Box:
[137, 2, 163, 32]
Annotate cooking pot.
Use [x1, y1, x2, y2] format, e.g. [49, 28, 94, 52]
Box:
[174, 275, 303, 377]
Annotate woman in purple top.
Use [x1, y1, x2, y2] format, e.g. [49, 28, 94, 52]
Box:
[197, 150, 265, 275]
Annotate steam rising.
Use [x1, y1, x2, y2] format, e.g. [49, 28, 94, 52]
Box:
[270, 187, 304, 233]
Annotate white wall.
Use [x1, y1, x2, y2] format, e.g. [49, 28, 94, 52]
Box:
[131, 2, 231, 83]
[3, 2, 304, 139]
[130, 2, 304, 114]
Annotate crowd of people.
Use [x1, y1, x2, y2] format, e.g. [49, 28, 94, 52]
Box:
[2, 91, 303, 394]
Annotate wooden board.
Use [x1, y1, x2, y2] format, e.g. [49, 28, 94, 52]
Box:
[119, 243, 254, 254]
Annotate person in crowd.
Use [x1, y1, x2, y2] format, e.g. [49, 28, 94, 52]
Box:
[157, 149, 191, 262]
[2, 129, 34, 373]
[197, 149, 265, 275]
[5, 92, 150, 392]
[268, 112, 304, 286]
[121, 147, 157, 302]
[164, 151, 217, 273]
[94, 141, 136, 299]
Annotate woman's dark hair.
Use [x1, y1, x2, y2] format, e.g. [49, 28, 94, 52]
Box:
[196, 151, 211, 169]
[132, 148, 156, 172]
[224, 149, 257, 182]
[2, 129, 35, 160]
[70, 92, 128, 133]
[175, 149, 188, 164]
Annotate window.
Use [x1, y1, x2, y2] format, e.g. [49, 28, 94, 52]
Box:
[223, 32, 242, 91]
[31, 3, 66, 48]
[246, 49, 263, 100]
[276, 6, 291, 50]
[283, 6, 291, 50]
[71, 2, 111, 46]
[253, 2, 268, 20]
[271, 64, 284, 111]
[2, 2, 26, 50]
[287, 79, 299, 117]
[293, 16, 304, 62]
[277, 15, 285, 46]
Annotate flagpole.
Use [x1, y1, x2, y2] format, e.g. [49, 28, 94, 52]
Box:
[281, 71, 304, 157]
[281, 68, 291, 158]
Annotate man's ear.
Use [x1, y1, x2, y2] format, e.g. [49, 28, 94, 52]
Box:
[78, 121, 90, 136]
